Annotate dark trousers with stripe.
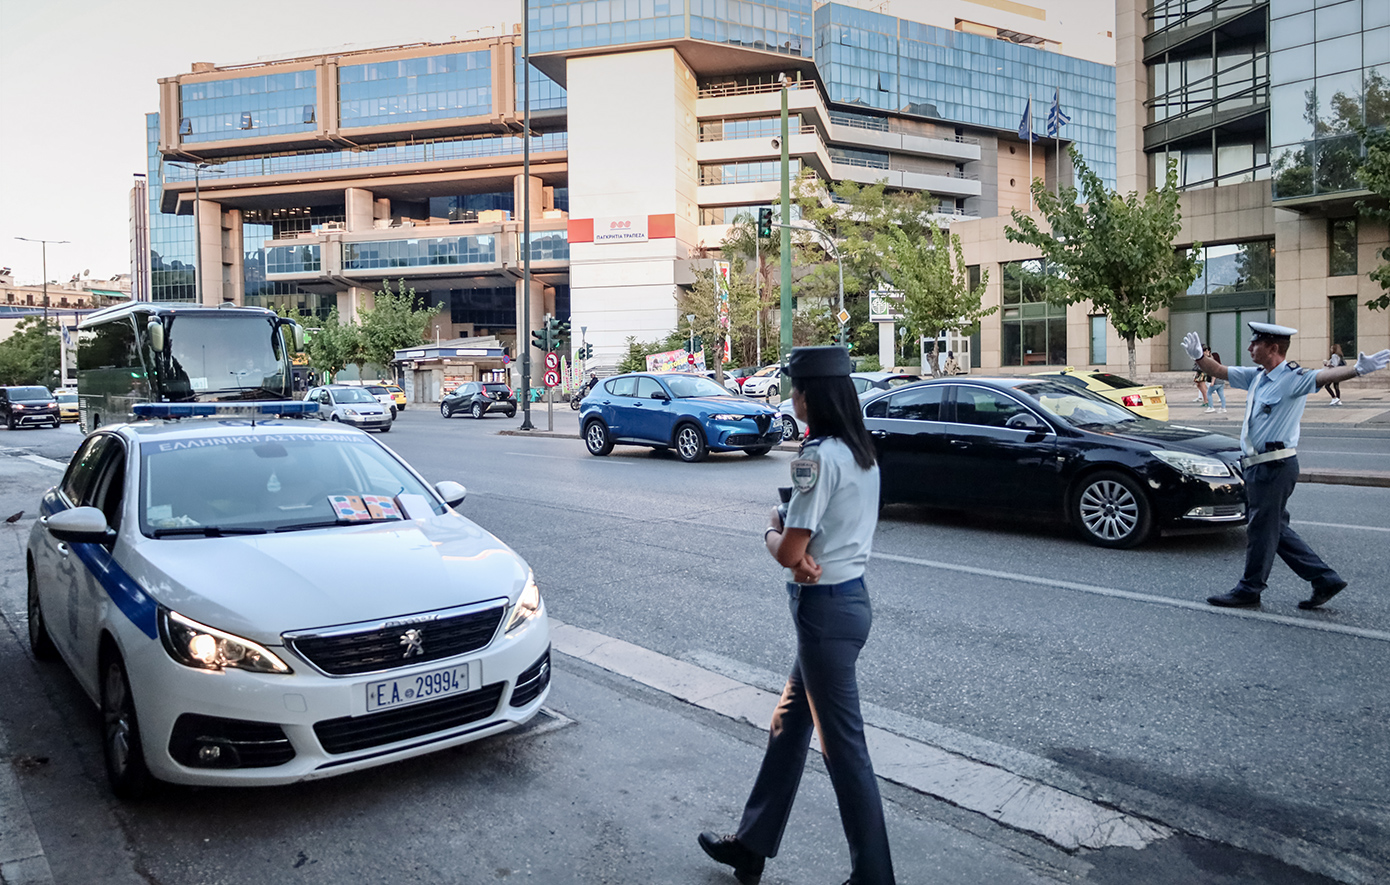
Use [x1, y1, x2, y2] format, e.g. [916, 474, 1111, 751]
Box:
[736, 577, 895, 885]
[1236, 456, 1342, 595]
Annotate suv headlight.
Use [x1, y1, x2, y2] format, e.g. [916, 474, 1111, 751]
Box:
[506, 573, 543, 633]
[1151, 450, 1232, 477]
[708, 413, 745, 421]
[158, 607, 292, 673]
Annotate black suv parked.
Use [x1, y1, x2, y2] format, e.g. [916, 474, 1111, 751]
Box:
[1, 386, 60, 429]
[440, 382, 517, 419]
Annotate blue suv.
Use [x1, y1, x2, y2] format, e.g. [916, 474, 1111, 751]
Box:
[580, 372, 780, 462]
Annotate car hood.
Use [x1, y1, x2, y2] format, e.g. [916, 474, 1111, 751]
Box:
[130, 515, 529, 645]
[1081, 420, 1241, 457]
[680, 396, 777, 414]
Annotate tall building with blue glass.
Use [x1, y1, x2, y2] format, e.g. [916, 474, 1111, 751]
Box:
[143, 2, 1119, 388]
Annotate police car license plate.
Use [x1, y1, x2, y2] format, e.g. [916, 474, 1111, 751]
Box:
[366, 664, 469, 713]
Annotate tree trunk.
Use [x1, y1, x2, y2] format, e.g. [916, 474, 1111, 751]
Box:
[1126, 336, 1137, 381]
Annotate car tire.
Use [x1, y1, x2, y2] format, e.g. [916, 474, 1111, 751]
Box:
[6, 416, 14, 430]
[27, 566, 58, 661]
[780, 416, 798, 442]
[330, 415, 340, 422]
[505, 409, 516, 418]
[101, 653, 156, 800]
[390, 406, 397, 419]
[1071, 470, 1152, 549]
[471, 403, 484, 419]
[378, 424, 390, 433]
[441, 402, 453, 419]
[675, 423, 708, 463]
[584, 419, 614, 456]
[746, 446, 772, 457]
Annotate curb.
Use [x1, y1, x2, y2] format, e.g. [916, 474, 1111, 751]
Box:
[497, 429, 802, 453]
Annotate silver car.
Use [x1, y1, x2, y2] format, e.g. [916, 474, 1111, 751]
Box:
[777, 372, 924, 440]
[304, 386, 392, 433]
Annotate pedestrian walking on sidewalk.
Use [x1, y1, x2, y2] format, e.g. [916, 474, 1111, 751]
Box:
[699, 345, 895, 885]
[1183, 324, 1390, 609]
[1193, 359, 1211, 405]
[1323, 344, 1345, 404]
[1206, 349, 1227, 413]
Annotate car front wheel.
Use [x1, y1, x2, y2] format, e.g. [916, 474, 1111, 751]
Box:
[584, 420, 614, 456]
[1072, 471, 1152, 549]
[675, 424, 708, 462]
[102, 654, 155, 799]
[781, 416, 798, 441]
[441, 402, 453, 418]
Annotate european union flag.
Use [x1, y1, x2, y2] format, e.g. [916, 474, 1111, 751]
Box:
[1017, 98, 1039, 143]
[1046, 87, 1072, 137]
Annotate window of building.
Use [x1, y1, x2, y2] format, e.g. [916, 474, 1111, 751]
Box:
[1329, 218, 1357, 276]
[999, 260, 1067, 366]
[1330, 295, 1357, 358]
[1089, 315, 1107, 365]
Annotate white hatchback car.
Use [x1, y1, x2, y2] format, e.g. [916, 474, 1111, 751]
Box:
[26, 402, 550, 797]
[739, 365, 781, 399]
[304, 385, 392, 432]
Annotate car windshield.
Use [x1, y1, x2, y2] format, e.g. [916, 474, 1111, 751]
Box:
[664, 375, 732, 398]
[365, 386, 388, 395]
[1016, 381, 1140, 429]
[482, 384, 511, 394]
[1088, 373, 1142, 389]
[9, 386, 52, 401]
[57, 393, 78, 403]
[161, 314, 289, 399]
[139, 432, 443, 536]
[334, 388, 376, 404]
[885, 375, 920, 388]
[751, 365, 777, 377]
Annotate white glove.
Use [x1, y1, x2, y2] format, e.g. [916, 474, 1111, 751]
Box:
[1182, 331, 1204, 362]
[1354, 349, 1390, 376]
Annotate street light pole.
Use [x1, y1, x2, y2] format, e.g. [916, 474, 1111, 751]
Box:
[687, 313, 696, 355]
[15, 236, 69, 386]
[519, 0, 535, 430]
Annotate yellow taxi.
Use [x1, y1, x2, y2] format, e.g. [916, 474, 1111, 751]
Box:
[1030, 368, 1169, 421]
[54, 388, 79, 423]
[377, 382, 408, 411]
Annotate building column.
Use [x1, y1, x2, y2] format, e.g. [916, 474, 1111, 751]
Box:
[513, 174, 544, 224]
[197, 199, 223, 306]
[878, 322, 896, 369]
[346, 187, 375, 232]
[513, 276, 545, 390]
[337, 286, 375, 324]
[224, 208, 244, 306]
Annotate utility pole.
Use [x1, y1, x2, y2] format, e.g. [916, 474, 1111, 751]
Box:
[519, 0, 535, 430]
[778, 73, 792, 397]
[15, 236, 68, 387]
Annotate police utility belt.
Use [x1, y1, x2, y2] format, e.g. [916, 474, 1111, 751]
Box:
[1241, 443, 1296, 469]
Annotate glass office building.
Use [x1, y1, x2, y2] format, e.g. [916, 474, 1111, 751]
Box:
[145, 113, 197, 303]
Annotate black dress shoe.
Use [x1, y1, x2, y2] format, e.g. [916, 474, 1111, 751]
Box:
[698, 832, 764, 885]
[1207, 589, 1261, 607]
[1299, 580, 1347, 610]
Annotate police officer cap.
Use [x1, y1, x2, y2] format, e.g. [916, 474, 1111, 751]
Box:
[786, 346, 852, 379]
[1248, 321, 1297, 341]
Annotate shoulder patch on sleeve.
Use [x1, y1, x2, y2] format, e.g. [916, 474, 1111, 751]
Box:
[791, 458, 819, 493]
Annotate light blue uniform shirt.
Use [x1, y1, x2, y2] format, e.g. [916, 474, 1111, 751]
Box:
[1226, 361, 1319, 456]
[784, 437, 880, 586]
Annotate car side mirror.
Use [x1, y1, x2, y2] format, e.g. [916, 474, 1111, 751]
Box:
[435, 481, 467, 507]
[46, 506, 116, 544]
[146, 319, 165, 353]
[650, 392, 668, 400]
[1006, 413, 1046, 432]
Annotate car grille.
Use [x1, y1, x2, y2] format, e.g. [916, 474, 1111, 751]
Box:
[510, 647, 551, 708]
[314, 683, 506, 755]
[289, 605, 507, 676]
[726, 431, 781, 447]
[168, 714, 296, 769]
[753, 415, 771, 435]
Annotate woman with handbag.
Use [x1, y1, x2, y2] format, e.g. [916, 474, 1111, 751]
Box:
[1324, 344, 1345, 404]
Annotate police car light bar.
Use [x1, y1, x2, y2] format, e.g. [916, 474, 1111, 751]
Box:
[133, 402, 320, 419]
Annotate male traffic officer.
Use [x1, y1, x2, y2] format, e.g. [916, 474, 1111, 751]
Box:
[1183, 324, 1390, 608]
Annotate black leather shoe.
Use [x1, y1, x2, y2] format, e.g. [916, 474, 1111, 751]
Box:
[1207, 589, 1261, 607]
[698, 832, 764, 885]
[1299, 581, 1347, 610]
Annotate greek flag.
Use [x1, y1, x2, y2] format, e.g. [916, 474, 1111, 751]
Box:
[60, 324, 72, 347]
[1017, 98, 1038, 142]
[1046, 87, 1071, 137]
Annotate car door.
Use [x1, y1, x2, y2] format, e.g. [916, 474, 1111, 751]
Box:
[68, 435, 131, 683]
[629, 376, 672, 442]
[596, 376, 638, 438]
[944, 385, 1059, 512]
[863, 385, 951, 506]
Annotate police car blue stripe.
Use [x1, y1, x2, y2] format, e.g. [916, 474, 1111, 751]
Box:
[39, 495, 158, 639]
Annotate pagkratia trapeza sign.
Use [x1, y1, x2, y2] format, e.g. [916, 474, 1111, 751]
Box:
[593, 216, 649, 244]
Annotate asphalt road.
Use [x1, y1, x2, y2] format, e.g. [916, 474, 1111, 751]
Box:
[2, 411, 1388, 883]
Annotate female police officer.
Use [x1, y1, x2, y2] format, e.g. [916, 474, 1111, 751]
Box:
[698, 346, 895, 885]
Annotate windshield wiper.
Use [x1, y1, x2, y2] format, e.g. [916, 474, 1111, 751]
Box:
[273, 520, 344, 533]
[151, 526, 268, 538]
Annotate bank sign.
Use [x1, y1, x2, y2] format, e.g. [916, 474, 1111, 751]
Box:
[869, 288, 903, 322]
[594, 216, 649, 244]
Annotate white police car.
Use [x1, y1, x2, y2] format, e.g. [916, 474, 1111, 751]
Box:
[26, 402, 549, 797]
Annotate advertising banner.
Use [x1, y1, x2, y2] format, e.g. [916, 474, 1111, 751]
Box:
[646, 348, 706, 372]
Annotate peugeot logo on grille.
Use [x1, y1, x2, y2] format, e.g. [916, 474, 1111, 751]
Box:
[399, 628, 425, 658]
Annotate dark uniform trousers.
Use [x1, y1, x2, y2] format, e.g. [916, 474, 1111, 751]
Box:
[736, 577, 895, 885]
[1237, 456, 1343, 595]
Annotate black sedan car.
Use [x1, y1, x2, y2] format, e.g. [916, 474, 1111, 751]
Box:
[864, 377, 1246, 548]
[440, 381, 517, 419]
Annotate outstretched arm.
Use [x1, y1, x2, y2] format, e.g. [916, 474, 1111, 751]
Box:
[1318, 350, 1390, 389]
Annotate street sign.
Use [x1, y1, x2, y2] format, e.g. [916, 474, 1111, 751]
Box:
[544, 351, 559, 370]
[836, 308, 850, 325]
[543, 369, 560, 387]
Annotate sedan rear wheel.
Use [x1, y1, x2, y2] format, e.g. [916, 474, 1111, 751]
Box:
[781, 416, 798, 442]
[675, 424, 708, 462]
[102, 654, 155, 800]
[1072, 471, 1152, 549]
[584, 420, 614, 456]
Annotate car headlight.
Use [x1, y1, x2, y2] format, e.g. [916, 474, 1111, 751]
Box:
[344, 408, 359, 416]
[1151, 450, 1232, 477]
[158, 607, 292, 673]
[506, 573, 543, 633]
[708, 413, 746, 421]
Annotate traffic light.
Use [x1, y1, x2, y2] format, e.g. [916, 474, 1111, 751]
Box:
[582, 343, 594, 360]
[531, 326, 551, 352]
[757, 207, 773, 238]
[551, 318, 570, 342]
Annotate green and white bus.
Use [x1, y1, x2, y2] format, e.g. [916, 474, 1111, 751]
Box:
[77, 303, 303, 433]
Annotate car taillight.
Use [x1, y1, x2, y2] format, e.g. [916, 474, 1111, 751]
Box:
[1122, 394, 1143, 406]
[504, 387, 513, 397]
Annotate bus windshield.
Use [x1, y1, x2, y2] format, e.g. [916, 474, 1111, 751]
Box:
[159, 314, 289, 400]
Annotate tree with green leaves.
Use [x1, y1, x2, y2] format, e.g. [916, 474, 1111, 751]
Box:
[1006, 146, 1202, 378]
[880, 223, 993, 377]
[0, 316, 60, 386]
[301, 307, 359, 384]
[679, 264, 765, 380]
[359, 279, 444, 376]
[1356, 125, 1390, 310]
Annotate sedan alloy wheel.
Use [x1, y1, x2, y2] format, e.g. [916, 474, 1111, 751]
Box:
[102, 656, 155, 799]
[585, 420, 614, 456]
[441, 402, 453, 418]
[675, 424, 708, 462]
[1073, 471, 1151, 548]
[781, 415, 798, 442]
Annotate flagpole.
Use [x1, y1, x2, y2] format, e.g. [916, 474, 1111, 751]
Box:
[1028, 91, 1034, 213]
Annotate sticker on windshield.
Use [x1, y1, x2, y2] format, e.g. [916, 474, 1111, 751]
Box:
[363, 496, 403, 521]
[329, 496, 373, 521]
[791, 458, 819, 493]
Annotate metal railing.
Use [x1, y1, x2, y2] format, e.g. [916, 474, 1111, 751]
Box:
[697, 79, 817, 99]
[698, 123, 817, 143]
[828, 112, 980, 145]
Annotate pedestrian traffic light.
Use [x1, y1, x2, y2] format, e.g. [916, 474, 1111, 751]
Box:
[757, 207, 773, 238]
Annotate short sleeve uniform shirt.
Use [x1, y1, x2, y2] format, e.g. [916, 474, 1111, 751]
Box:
[783, 437, 880, 585]
[1226, 361, 1318, 455]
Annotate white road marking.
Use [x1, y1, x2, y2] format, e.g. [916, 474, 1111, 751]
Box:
[873, 552, 1390, 644]
[19, 455, 65, 471]
[551, 619, 1171, 851]
[1293, 520, 1390, 533]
